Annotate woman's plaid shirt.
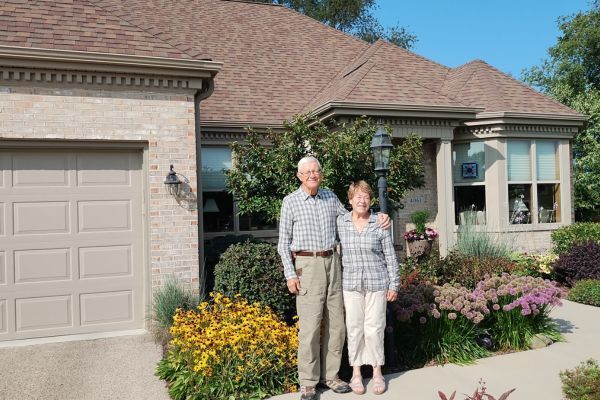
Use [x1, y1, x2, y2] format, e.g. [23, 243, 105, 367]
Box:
[337, 211, 399, 292]
[277, 187, 347, 280]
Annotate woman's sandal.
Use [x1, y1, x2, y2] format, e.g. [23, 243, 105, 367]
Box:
[349, 375, 365, 395]
[372, 375, 386, 395]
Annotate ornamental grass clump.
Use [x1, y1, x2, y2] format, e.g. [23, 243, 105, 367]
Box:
[392, 282, 490, 366]
[475, 274, 565, 350]
[156, 293, 298, 400]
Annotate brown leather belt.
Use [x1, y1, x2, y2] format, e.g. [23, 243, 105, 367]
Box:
[294, 249, 334, 257]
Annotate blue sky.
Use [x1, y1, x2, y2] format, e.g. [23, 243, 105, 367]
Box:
[373, 0, 593, 79]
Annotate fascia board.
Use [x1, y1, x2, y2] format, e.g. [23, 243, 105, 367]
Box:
[310, 101, 483, 120]
[472, 112, 586, 126]
[0, 45, 222, 78]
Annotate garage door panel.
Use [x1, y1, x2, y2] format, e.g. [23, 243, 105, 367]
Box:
[80, 291, 133, 325]
[14, 248, 71, 283]
[78, 200, 131, 232]
[16, 295, 73, 332]
[13, 201, 70, 235]
[0, 148, 144, 341]
[0, 251, 5, 285]
[0, 300, 6, 333]
[79, 245, 132, 279]
[77, 153, 132, 186]
[12, 153, 70, 187]
[0, 202, 4, 236]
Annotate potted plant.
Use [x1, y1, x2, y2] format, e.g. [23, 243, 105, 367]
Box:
[404, 210, 438, 257]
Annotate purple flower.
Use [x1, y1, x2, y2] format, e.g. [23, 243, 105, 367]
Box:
[492, 304, 500, 311]
[419, 316, 427, 324]
[448, 313, 457, 320]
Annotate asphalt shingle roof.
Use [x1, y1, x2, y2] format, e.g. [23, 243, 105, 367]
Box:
[0, 0, 582, 124]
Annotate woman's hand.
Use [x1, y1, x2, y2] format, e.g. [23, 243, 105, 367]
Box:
[386, 290, 397, 302]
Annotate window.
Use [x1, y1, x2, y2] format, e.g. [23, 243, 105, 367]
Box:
[453, 141, 486, 225]
[201, 147, 276, 234]
[507, 140, 560, 224]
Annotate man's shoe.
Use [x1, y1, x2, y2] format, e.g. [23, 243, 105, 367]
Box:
[319, 378, 352, 394]
[300, 385, 318, 400]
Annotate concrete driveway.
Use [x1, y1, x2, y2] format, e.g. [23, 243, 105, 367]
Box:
[0, 333, 170, 400]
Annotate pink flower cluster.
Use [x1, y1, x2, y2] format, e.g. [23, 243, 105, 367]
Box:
[392, 274, 564, 325]
[403, 227, 439, 242]
[473, 274, 565, 316]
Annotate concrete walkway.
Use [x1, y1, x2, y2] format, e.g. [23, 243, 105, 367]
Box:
[0, 300, 598, 400]
[273, 299, 600, 400]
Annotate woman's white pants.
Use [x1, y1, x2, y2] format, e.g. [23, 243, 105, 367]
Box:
[343, 290, 387, 367]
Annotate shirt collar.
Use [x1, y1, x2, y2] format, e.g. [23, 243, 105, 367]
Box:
[342, 211, 376, 223]
[298, 186, 323, 200]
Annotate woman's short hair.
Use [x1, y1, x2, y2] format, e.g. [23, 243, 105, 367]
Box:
[347, 180, 374, 202]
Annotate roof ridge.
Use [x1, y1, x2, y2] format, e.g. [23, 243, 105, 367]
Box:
[448, 61, 481, 103]
[87, 0, 199, 59]
[336, 60, 378, 102]
[277, 3, 369, 47]
[471, 59, 578, 113]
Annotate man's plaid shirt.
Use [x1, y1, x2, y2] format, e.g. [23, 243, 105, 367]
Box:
[337, 211, 399, 292]
[277, 187, 347, 280]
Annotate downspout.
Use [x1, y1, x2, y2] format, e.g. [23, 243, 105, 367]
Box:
[194, 78, 215, 299]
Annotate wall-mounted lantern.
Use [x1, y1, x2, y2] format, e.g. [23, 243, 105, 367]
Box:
[164, 164, 182, 196]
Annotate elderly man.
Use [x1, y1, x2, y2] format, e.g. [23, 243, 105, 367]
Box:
[278, 156, 390, 400]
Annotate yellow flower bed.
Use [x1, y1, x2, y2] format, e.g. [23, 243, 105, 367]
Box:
[157, 293, 298, 400]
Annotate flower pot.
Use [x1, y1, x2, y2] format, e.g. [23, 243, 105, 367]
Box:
[407, 239, 432, 258]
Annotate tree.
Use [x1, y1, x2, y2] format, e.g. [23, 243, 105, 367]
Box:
[522, 6, 600, 220]
[248, 0, 417, 49]
[226, 115, 424, 221]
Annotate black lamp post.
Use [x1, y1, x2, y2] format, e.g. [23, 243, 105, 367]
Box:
[371, 124, 400, 370]
[370, 124, 394, 213]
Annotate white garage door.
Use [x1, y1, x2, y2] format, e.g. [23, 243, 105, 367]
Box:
[0, 148, 145, 341]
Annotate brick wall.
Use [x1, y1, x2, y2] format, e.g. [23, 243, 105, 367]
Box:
[394, 140, 439, 258]
[0, 84, 199, 291]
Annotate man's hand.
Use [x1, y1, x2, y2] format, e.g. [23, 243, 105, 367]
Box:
[287, 278, 301, 295]
[386, 290, 397, 302]
[378, 213, 391, 230]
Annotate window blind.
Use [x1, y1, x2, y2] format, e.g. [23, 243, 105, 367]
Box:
[201, 147, 232, 190]
[507, 141, 531, 181]
[536, 141, 558, 181]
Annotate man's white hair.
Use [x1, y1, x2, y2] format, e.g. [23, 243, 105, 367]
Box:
[297, 156, 322, 172]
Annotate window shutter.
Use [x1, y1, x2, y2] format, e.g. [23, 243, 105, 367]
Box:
[536, 141, 558, 181]
[507, 141, 531, 181]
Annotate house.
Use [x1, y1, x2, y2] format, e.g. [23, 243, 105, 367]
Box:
[0, 0, 584, 342]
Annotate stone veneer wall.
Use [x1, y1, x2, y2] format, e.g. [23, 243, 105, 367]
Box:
[0, 84, 199, 290]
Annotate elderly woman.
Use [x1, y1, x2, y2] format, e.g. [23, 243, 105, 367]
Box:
[337, 181, 399, 395]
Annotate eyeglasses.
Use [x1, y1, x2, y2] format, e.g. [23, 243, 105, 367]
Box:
[299, 170, 321, 177]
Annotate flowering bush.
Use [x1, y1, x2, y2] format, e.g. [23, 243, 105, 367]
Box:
[404, 227, 439, 242]
[391, 274, 564, 366]
[475, 274, 565, 349]
[156, 293, 298, 400]
[511, 252, 557, 279]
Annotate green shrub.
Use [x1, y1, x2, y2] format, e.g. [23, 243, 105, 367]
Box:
[149, 276, 199, 346]
[435, 252, 515, 289]
[410, 210, 430, 234]
[568, 280, 600, 307]
[511, 253, 557, 280]
[554, 241, 600, 286]
[213, 241, 294, 317]
[560, 359, 600, 400]
[552, 222, 600, 254]
[454, 217, 514, 259]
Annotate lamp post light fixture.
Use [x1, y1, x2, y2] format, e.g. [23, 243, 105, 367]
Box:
[370, 124, 393, 213]
[164, 164, 182, 196]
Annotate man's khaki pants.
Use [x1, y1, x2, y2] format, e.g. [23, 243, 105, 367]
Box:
[295, 253, 345, 387]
